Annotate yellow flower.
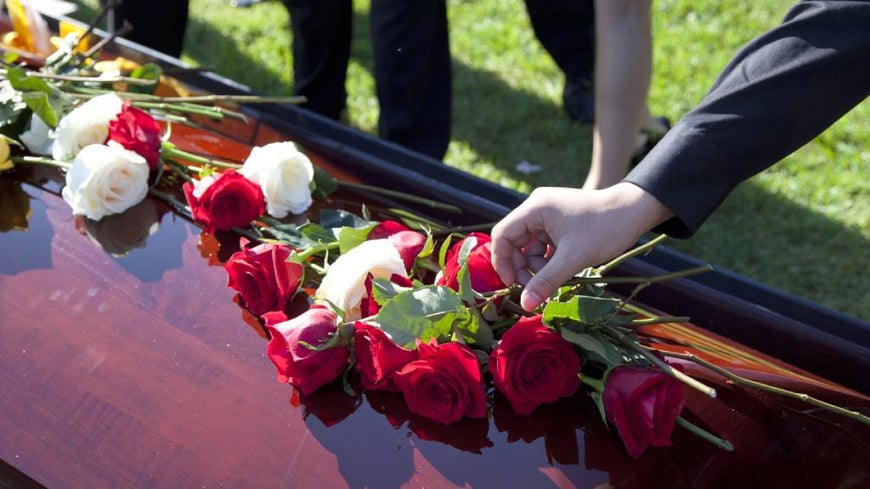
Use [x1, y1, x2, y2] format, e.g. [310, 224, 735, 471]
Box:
[0, 138, 13, 172]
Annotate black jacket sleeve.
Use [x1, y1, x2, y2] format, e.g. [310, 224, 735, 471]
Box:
[624, 0, 870, 238]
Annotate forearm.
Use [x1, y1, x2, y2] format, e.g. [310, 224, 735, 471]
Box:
[625, 0, 870, 237]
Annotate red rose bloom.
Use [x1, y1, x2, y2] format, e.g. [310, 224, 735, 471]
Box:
[489, 315, 581, 415]
[369, 220, 427, 271]
[107, 102, 162, 170]
[393, 341, 486, 425]
[265, 306, 349, 395]
[225, 241, 304, 317]
[436, 232, 505, 297]
[602, 366, 685, 459]
[353, 322, 419, 391]
[182, 170, 265, 232]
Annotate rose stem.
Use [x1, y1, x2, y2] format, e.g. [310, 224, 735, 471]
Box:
[336, 181, 463, 213]
[605, 328, 717, 398]
[9, 156, 72, 170]
[161, 143, 242, 169]
[676, 417, 734, 451]
[660, 350, 870, 427]
[597, 234, 668, 275]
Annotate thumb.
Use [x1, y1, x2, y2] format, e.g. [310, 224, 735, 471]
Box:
[519, 247, 579, 311]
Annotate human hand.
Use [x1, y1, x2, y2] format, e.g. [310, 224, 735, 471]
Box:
[490, 182, 673, 311]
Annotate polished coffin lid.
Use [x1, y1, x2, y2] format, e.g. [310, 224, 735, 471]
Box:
[2, 19, 870, 489]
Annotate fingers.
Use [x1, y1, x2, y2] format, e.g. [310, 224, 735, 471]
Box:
[491, 205, 539, 287]
[520, 245, 583, 311]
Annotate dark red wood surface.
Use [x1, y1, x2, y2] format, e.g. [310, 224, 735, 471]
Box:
[2, 159, 869, 488]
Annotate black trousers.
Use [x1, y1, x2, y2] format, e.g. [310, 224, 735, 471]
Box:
[524, 0, 595, 87]
[284, 0, 451, 160]
[101, 0, 189, 58]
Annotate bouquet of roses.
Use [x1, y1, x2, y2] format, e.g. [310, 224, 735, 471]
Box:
[2, 4, 867, 462]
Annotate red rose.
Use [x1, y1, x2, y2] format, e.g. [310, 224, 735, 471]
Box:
[393, 341, 486, 425]
[602, 366, 685, 459]
[353, 321, 419, 391]
[225, 241, 304, 317]
[182, 169, 265, 232]
[489, 315, 581, 415]
[436, 232, 505, 297]
[265, 306, 349, 395]
[107, 102, 162, 170]
[369, 220, 427, 271]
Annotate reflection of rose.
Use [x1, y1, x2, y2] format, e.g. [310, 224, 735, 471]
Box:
[82, 197, 160, 256]
[602, 366, 685, 459]
[354, 322, 418, 391]
[436, 232, 505, 299]
[0, 180, 32, 232]
[182, 169, 265, 233]
[490, 315, 581, 416]
[52, 93, 124, 161]
[265, 306, 349, 395]
[295, 378, 362, 427]
[225, 241, 304, 317]
[107, 102, 162, 170]
[240, 141, 314, 218]
[393, 341, 486, 425]
[492, 392, 584, 465]
[369, 221, 427, 272]
[314, 239, 406, 321]
[61, 143, 150, 220]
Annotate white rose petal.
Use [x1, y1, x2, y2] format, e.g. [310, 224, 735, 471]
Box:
[240, 141, 314, 218]
[52, 93, 124, 162]
[61, 143, 150, 221]
[20, 114, 54, 156]
[314, 239, 407, 321]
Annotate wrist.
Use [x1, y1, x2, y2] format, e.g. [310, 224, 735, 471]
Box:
[613, 182, 674, 232]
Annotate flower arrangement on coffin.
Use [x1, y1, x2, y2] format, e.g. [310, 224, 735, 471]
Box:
[2, 5, 868, 461]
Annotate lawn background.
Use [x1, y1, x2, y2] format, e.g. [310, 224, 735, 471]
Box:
[67, 0, 869, 321]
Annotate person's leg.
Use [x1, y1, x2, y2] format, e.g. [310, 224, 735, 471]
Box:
[283, 0, 352, 120]
[370, 0, 451, 160]
[524, 0, 596, 124]
[583, 0, 651, 190]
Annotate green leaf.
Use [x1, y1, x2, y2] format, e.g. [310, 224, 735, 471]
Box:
[456, 307, 494, 350]
[560, 326, 624, 367]
[263, 223, 319, 249]
[456, 262, 476, 305]
[6, 67, 52, 94]
[312, 165, 338, 199]
[437, 234, 454, 270]
[417, 232, 435, 259]
[319, 208, 369, 229]
[369, 276, 413, 305]
[21, 92, 58, 128]
[300, 222, 337, 244]
[337, 224, 376, 254]
[127, 63, 162, 94]
[542, 295, 621, 326]
[374, 285, 466, 348]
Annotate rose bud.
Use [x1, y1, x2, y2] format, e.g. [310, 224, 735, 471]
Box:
[265, 306, 349, 396]
[314, 239, 407, 321]
[393, 341, 487, 425]
[107, 102, 163, 170]
[182, 169, 265, 233]
[353, 322, 419, 391]
[240, 141, 314, 218]
[602, 365, 685, 459]
[225, 241, 304, 317]
[61, 143, 150, 221]
[436, 232, 505, 299]
[369, 220, 427, 272]
[489, 315, 581, 416]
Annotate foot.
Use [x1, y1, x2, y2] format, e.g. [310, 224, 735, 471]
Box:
[562, 79, 595, 125]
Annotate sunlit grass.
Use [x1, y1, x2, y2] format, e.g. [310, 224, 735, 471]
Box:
[66, 0, 868, 319]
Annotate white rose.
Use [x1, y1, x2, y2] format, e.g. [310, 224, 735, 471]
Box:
[61, 143, 150, 221]
[52, 93, 124, 162]
[20, 114, 54, 156]
[240, 141, 314, 217]
[314, 239, 407, 321]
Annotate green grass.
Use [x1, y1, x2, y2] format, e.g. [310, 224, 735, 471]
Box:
[67, 0, 869, 320]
